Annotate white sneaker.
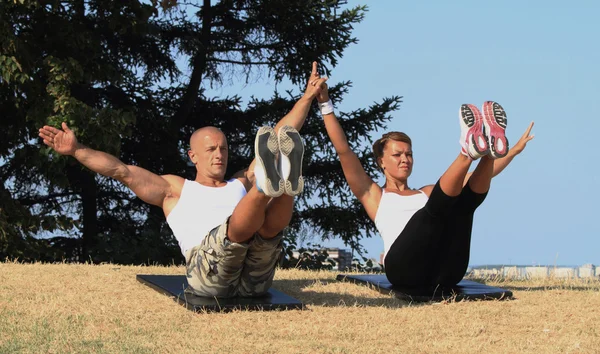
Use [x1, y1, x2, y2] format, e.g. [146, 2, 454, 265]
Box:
[277, 125, 304, 196]
[459, 104, 489, 160]
[254, 127, 284, 197]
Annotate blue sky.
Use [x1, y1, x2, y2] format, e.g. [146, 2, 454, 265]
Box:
[206, 0, 600, 266]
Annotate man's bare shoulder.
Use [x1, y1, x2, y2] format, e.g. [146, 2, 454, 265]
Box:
[161, 174, 186, 196]
[231, 168, 254, 191]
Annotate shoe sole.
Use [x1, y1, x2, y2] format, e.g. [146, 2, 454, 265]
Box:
[482, 101, 509, 159]
[255, 127, 284, 197]
[278, 126, 304, 196]
[460, 104, 489, 158]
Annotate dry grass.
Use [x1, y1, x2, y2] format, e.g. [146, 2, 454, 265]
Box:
[1, 262, 599, 353]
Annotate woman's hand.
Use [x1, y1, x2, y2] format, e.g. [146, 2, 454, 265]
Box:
[511, 121, 535, 154]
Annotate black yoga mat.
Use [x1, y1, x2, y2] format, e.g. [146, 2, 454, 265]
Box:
[337, 274, 513, 302]
[137, 274, 304, 312]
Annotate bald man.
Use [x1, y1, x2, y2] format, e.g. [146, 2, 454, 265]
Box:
[39, 64, 327, 298]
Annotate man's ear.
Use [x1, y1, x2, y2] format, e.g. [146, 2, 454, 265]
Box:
[187, 150, 196, 165]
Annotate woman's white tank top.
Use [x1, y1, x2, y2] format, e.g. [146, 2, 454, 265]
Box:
[374, 190, 428, 258]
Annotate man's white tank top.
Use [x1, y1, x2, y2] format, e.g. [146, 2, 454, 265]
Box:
[374, 190, 428, 258]
[166, 178, 247, 256]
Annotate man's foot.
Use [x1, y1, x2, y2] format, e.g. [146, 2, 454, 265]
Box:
[482, 101, 509, 159]
[459, 104, 489, 160]
[277, 125, 304, 196]
[254, 127, 284, 197]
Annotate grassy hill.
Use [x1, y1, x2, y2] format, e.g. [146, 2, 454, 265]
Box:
[1, 262, 599, 353]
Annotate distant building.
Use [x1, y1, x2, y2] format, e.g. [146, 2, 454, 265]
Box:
[325, 248, 352, 271]
[579, 264, 596, 278]
[525, 266, 549, 278]
[469, 264, 599, 279]
[551, 267, 578, 278]
[290, 247, 352, 271]
[502, 266, 522, 278]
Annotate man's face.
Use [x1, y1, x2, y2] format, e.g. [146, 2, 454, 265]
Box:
[188, 130, 228, 180]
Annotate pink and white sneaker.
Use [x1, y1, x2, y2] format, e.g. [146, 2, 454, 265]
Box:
[459, 104, 489, 160]
[482, 101, 509, 159]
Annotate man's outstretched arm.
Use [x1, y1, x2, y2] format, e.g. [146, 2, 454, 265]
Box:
[39, 123, 178, 208]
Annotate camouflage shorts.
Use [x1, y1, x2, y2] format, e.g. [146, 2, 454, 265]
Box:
[184, 217, 283, 298]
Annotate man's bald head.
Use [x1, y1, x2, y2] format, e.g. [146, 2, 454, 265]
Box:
[190, 126, 226, 151]
[188, 126, 229, 182]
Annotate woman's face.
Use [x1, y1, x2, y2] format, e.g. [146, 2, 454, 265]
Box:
[379, 140, 413, 180]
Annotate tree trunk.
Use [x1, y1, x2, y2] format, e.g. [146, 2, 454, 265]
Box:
[170, 0, 212, 133]
[67, 165, 98, 262]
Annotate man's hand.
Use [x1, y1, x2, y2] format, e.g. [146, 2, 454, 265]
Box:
[39, 122, 79, 156]
[303, 61, 328, 101]
[511, 121, 535, 155]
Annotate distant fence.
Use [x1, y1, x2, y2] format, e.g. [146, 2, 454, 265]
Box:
[469, 264, 598, 279]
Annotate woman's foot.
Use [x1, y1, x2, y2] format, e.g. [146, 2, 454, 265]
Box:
[459, 104, 489, 159]
[482, 101, 509, 158]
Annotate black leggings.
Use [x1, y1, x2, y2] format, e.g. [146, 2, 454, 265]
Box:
[384, 180, 487, 287]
